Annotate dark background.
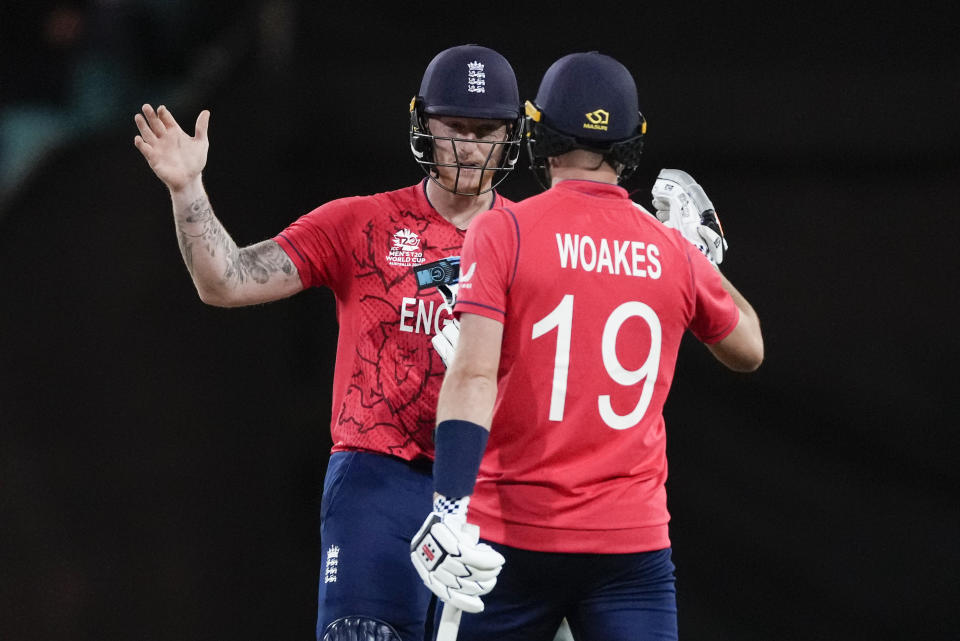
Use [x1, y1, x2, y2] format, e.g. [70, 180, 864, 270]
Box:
[1, 2, 957, 640]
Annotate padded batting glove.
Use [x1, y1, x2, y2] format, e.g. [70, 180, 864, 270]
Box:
[432, 283, 460, 368]
[410, 495, 504, 613]
[650, 168, 728, 266]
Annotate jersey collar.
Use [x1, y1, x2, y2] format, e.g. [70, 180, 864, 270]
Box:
[418, 177, 503, 224]
[552, 179, 628, 200]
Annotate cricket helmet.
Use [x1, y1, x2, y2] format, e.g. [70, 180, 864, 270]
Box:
[525, 51, 646, 188]
[409, 44, 524, 196]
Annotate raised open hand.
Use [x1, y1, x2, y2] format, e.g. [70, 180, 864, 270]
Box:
[134, 104, 210, 192]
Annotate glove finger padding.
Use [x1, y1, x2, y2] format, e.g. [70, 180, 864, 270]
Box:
[432, 320, 460, 368]
[453, 540, 504, 572]
[684, 180, 715, 215]
[424, 519, 505, 574]
[433, 283, 460, 368]
[697, 209, 728, 265]
[651, 169, 700, 229]
[410, 513, 505, 614]
[650, 193, 672, 223]
[650, 168, 728, 266]
[649, 181, 679, 226]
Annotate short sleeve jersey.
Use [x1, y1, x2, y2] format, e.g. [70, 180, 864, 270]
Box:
[275, 180, 512, 463]
[455, 180, 739, 553]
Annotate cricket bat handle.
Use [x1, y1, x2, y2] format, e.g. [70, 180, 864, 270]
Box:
[436, 604, 462, 641]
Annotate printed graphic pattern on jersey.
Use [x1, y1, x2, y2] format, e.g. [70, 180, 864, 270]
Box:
[275, 182, 510, 461]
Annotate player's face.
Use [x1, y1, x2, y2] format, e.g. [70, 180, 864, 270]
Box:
[427, 116, 510, 195]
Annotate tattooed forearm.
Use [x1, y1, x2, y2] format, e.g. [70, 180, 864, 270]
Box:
[226, 240, 296, 285]
[183, 196, 216, 225]
[175, 196, 232, 276]
[170, 193, 299, 304]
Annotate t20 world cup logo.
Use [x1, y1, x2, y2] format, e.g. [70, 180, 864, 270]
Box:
[392, 228, 420, 252]
[387, 228, 425, 267]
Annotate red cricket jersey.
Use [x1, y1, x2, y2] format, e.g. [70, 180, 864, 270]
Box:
[455, 180, 739, 553]
[275, 180, 512, 462]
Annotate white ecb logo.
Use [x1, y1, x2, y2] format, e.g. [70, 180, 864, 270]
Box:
[467, 60, 486, 93]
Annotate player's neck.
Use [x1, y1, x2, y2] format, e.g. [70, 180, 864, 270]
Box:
[549, 152, 619, 185]
[425, 179, 495, 230]
[550, 167, 618, 186]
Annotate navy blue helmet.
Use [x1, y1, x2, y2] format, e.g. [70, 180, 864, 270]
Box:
[524, 51, 647, 188]
[410, 44, 524, 196]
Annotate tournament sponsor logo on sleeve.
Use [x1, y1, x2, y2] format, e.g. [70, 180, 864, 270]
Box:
[458, 261, 476, 290]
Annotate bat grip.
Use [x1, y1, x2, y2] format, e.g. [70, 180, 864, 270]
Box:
[436, 604, 462, 641]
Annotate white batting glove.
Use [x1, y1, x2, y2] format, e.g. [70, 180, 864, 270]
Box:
[432, 283, 460, 368]
[650, 168, 728, 266]
[410, 495, 504, 613]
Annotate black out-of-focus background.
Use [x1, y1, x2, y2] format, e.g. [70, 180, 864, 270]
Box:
[1, 2, 957, 640]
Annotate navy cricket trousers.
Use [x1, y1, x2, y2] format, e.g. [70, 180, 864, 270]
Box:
[437, 543, 678, 641]
[317, 451, 435, 641]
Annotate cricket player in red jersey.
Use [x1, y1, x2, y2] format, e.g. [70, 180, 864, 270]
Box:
[134, 45, 523, 641]
[410, 52, 764, 640]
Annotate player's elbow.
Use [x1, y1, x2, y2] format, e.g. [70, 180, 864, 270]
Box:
[732, 332, 764, 372]
[729, 344, 764, 372]
[709, 327, 764, 372]
[196, 282, 236, 307]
